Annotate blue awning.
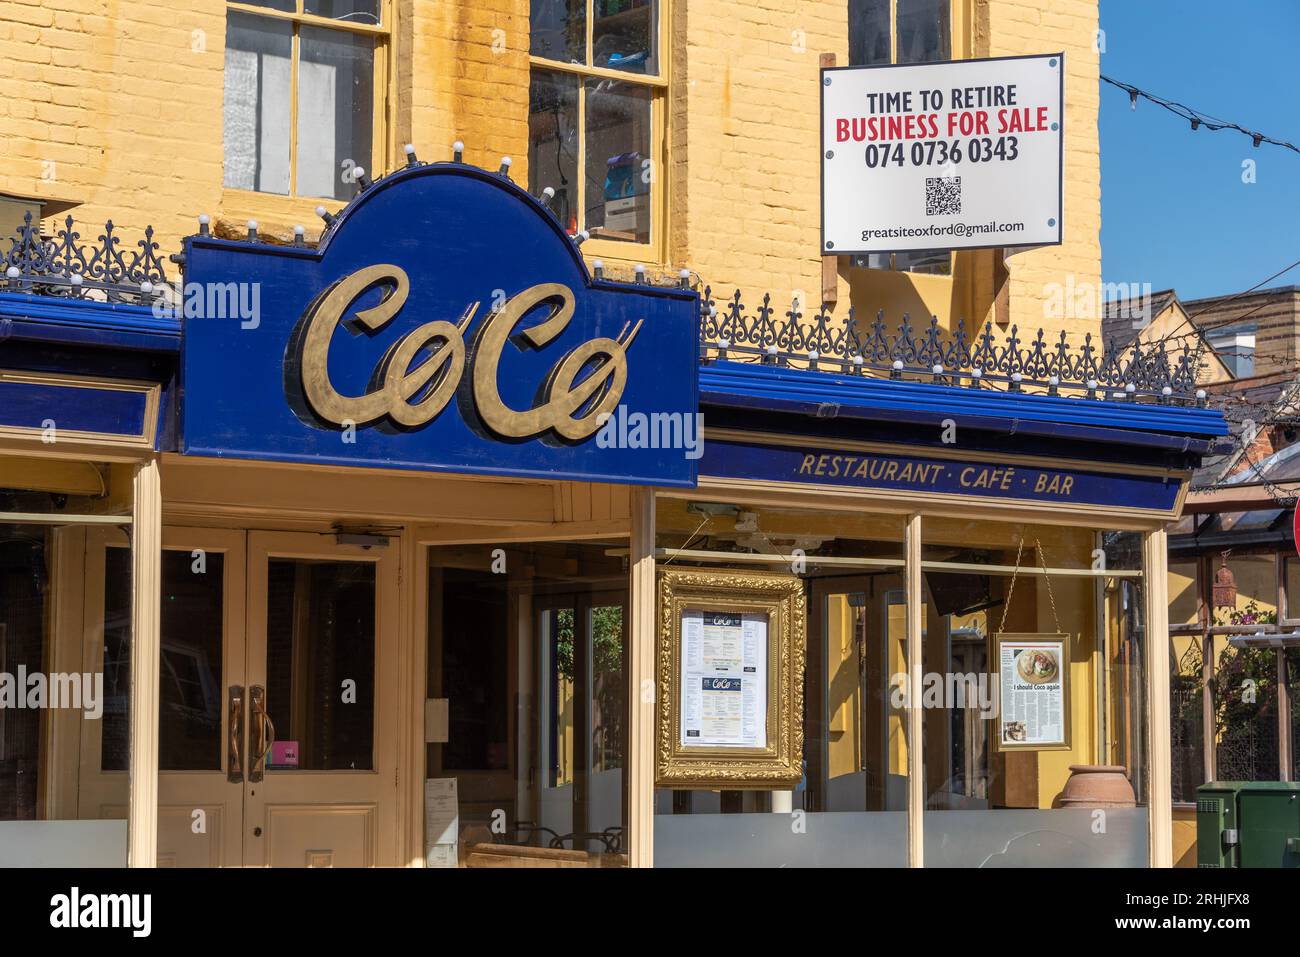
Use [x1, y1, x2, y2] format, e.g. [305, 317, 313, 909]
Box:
[0, 292, 180, 352]
[700, 360, 1229, 454]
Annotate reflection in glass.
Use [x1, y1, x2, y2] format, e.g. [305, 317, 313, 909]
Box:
[584, 79, 652, 244]
[158, 551, 224, 771]
[528, 70, 580, 235]
[896, 0, 951, 64]
[304, 0, 381, 23]
[102, 548, 131, 772]
[530, 0, 585, 63]
[223, 12, 293, 194]
[920, 519, 1151, 866]
[297, 26, 375, 200]
[428, 542, 628, 863]
[848, 0, 890, 66]
[265, 559, 375, 771]
[0, 527, 50, 817]
[1212, 645, 1279, 782]
[593, 0, 657, 74]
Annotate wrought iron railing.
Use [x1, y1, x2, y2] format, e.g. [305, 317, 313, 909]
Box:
[0, 166, 1212, 409]
[1, 212, 169, 304]
[697, 286, 1210, 405]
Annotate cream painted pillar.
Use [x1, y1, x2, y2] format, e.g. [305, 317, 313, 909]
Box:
[628, 488, 656, 867]
[905, 514, 924, 867]
[127, 457, 162, 867]
[1143, 527, 1172, 868]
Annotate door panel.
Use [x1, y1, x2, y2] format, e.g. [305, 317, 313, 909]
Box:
[243, 532, 398, 867]
[77, 527, 246, 867]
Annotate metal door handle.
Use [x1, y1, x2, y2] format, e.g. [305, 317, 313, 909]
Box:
[227, 685, 244, 783]
[248, 685, 275, 782]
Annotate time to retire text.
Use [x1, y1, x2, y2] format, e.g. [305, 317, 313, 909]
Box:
[833, 83, 1051, 144]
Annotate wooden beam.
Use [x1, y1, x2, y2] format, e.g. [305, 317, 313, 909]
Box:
[905, 514, 924, 867]
[1183, 484, 1300, 513]
[127, 458, 161, 867]
[820, 52, 838, 307]
[1144, 528, 1173, 867]
[627, 489, 656, 867]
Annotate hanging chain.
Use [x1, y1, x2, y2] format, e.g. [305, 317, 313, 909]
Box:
[996, 534, 1064, 635]
[997, 535, 1026, 635]
[1035, 537, 1064, 634]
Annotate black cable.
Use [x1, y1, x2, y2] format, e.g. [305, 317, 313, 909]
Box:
[1102, 75, 1300, 156]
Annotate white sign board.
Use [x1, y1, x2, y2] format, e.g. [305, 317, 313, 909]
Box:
[821, 53, 1063, 255]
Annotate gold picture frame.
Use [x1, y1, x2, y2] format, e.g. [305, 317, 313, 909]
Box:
[993, 632, 1071, 752]
[656, 566, 805, 789]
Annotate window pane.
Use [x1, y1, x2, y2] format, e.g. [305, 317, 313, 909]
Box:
[1212, 645, 1279, 781]
[102, 547, 132, 771]
[265, 559, 376, 771]
[896, 0, 951, 64]
[0, 526, 51, 817]
[223, 12, 292, 195]
[584, 78, 652, 244]
[304, 0, 381, 24]
[531, 0, 585, 63]
[848, 0, 890, 65]
[895, 250, 951, 274]
[239, 0, 295, 10]
[921, 519, 1150, 868]
[160, 551, 224, 771]
[593, 0, 657, 75]
[297, 25, 375, 200]
[528, 70, 580, 234]
[428, 542, 629, 864]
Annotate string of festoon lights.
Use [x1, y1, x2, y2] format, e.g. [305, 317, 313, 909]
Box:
[1102, 75, 1300, 157]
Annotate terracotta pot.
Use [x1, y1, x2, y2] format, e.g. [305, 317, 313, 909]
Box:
[1056, 765, 1136, 808]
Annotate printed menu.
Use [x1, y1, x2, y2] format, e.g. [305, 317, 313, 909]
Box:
[680, 609, 768, 749]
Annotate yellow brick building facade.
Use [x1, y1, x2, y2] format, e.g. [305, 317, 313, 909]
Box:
[2, 0, 1103, 341]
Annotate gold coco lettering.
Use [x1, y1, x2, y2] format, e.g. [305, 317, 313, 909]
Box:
[296, 264, 641, 439]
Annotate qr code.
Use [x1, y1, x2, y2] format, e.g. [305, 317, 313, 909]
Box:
[925, 176, 961, 216]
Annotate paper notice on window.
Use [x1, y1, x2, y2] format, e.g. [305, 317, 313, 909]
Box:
[680, 610, 767, 748]
[998, 639, 1065, 748]
[424, 777, 459, 868]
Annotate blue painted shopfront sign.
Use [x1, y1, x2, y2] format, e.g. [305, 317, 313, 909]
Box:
[701, 436, 1182, 512]
[180, 165, 700, 486]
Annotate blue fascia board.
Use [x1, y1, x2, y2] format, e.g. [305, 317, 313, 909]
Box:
[701, 360, 1229, 450]
[0, 291, 181, 353]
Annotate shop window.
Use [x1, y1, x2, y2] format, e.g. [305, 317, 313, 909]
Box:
[529, 0, 664, 253]
[920, 518, 1150, 867]
[651, 501, 910, 866]
[847, 0, 952, 275]
[223, 1, 385, 201]
[427, 541, 629, 864]
[0, 471, 138, 864]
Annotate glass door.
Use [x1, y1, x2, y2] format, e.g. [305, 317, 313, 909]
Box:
[79, 527, 245, 867]
[242, 531, 400, 867]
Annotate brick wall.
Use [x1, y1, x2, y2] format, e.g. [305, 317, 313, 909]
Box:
[0, 0, 1103, 344]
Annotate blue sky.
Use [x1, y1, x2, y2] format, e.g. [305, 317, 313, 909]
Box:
[1099, 0, 1300, 299]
